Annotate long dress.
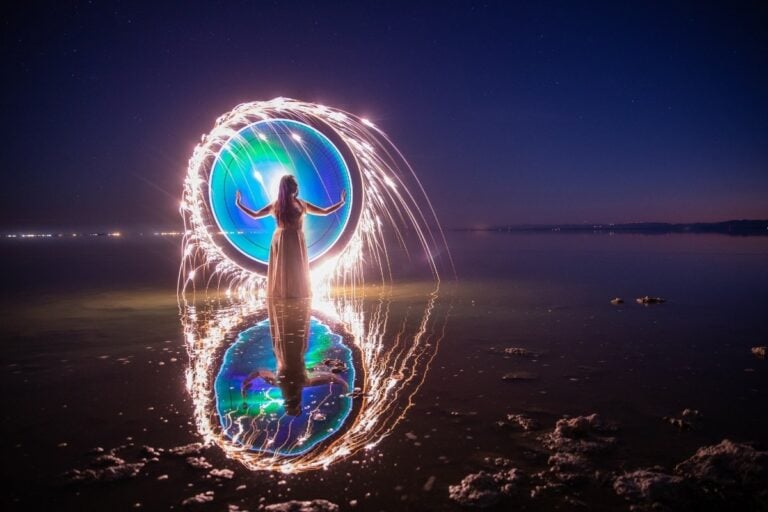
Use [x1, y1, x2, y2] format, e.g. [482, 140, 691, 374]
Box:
[268, 298, 311, 416]
[267, 201, 311, 298]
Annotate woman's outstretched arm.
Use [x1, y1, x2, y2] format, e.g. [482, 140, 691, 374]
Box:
[236, 190, 273, 219]
[241, 369, 277, 396]
[302, 190, 346, 216]
[307, 371, 349, 390]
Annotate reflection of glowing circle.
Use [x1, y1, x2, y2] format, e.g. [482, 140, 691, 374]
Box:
[214, 316, 354, 456]
[209, 119, 357, 274]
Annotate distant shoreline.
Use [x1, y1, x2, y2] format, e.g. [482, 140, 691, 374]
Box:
[450, 220, 768, 236]
[3, 220, 768, 238]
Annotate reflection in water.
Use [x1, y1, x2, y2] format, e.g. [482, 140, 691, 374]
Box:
[181, 289, 445, 473]
[215, 299, 355, 455]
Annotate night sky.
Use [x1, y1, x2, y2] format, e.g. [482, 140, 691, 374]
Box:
[2, 1, 766, 230]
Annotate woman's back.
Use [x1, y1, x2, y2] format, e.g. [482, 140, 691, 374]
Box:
[275, 200, 305, 230]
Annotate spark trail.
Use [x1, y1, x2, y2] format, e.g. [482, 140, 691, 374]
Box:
[179, 98, 453, 472]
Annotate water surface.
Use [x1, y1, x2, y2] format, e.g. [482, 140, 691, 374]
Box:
[1, 231, 766, 510]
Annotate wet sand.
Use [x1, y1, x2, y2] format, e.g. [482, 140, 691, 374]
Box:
[1, 232, 767, 510]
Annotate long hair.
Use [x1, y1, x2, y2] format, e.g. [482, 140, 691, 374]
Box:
[274, 175, 301, 225]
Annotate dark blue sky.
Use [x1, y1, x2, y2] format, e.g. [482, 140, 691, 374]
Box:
[2, 1, 766, 229]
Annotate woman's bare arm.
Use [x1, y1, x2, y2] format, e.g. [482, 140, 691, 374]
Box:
[241, 369, 277, 396]
[307, 371, 349, 390]
[302, 190, 346, 216]
[236, 190, 273, 219]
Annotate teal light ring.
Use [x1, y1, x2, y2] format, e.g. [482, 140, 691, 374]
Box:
[208, 119, 359, 275]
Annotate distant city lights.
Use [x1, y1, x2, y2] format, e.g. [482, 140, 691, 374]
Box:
[1, 230, 193, 239]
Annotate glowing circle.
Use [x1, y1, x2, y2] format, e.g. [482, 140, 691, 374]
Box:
[214, 316, 355, 456]
[209, 119, 356, 274]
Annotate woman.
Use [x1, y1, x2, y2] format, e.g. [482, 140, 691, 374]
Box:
[236, 174, 346, 298]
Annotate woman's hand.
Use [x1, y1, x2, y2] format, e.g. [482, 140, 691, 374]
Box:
[340, 190, 347, 204]
[236, 190, 242, 205]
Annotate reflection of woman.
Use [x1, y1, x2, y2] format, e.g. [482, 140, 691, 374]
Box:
[236, 175, 346, 298]
[240, 298, 348, 416]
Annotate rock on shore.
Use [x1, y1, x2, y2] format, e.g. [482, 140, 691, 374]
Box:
[614, 439, 768, 510]
[448, 467, 524, 508]
[264, 500, 340, 512]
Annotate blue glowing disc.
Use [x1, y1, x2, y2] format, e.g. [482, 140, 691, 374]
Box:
[208, 119, 360, 274]
[214, 314, 355, 456]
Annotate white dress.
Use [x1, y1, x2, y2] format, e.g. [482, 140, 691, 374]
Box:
[267, 201, 311, 298]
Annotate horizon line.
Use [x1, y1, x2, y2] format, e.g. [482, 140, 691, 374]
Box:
[2, 219, 768, 237]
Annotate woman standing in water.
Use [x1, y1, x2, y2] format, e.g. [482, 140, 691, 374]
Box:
[236, 175, 346, 298]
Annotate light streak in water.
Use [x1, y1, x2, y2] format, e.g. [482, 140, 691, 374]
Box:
[179, 98, 453, 473]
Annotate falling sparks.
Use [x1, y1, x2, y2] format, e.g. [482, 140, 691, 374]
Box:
[179, 97, 453, 473]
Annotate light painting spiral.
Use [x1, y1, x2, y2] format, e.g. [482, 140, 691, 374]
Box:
[179, 97, 453, 473]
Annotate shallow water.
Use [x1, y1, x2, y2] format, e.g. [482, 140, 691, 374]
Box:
[1, 232, 766, 510]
